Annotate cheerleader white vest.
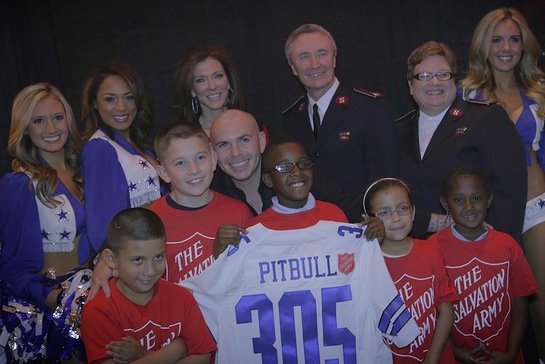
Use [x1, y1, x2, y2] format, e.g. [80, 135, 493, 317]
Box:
[22, 172, 77, 253]
[90, 130, 161, 208]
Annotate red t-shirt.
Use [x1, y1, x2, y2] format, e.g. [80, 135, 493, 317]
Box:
[81, 279, 217, 364]
[149, 191, 252, 284]
[429, 227, 538, 364]
[383, 239, 458, 363]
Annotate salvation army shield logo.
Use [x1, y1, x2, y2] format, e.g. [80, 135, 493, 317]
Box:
[123, 320, 182, 351]
[386, 274, 437, 362]
[447, 257, 511, 342]
[338, 253, 355, 275]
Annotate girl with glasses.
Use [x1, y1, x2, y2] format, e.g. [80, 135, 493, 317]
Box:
[363, 177, 457, 364]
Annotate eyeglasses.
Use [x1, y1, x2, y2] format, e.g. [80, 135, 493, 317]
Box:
[372, 204, 413, 219]
[267, 160, 313, 173]
[412, 72, 453, 82]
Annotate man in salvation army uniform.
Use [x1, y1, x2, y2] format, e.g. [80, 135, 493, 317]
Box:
[282, 23, 397, 195]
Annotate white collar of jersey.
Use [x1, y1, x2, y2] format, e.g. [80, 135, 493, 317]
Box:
[271, 193, 316, 214]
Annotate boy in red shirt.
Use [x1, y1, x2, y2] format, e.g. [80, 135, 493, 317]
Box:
[81, 208, 216, 363]
[151, 122, 252, 284]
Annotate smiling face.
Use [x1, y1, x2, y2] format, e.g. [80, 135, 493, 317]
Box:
[368, 186, 415, 245]
[440, 174, 492, 241]
[109, 237, 166, 305]
[288, 32, 337, 101]
[262, 142, 313, 209]
[210, 110, 266, 183]
[26, 96, 69, 159]
[157, 135, 217, 207]
[192, 57, 230, 115]
[409, 54, 457, 116]
[94, 75, 137, 139]
[487, 19, 523, 75]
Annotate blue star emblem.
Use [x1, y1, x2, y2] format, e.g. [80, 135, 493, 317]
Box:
[537, 198, 545, 209]
[42, 229, 51, 241]
[56, 209, 69, 222]
[139, 159, 149, 169]
[146, 175, 156, 187]
[58, 229, 71, 240]
[128, 181, 138, 192]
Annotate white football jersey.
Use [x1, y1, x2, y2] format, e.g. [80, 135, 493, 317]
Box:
[181, 221, 419, 363]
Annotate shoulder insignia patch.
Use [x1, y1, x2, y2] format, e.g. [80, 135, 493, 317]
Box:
[353, 87, 384, 98]
[283, 95, 306, 114]
[336, 95, 349, 105]
[467, 98, 497, 106]
[395, 109, 416, 122]
[450, 108, 462, 117]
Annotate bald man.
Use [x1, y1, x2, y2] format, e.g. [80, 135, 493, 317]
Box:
[210, 110, 365, 222]
[210, 110, 272, 215]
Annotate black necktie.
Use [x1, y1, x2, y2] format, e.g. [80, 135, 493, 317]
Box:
[312, 103, 320, 140]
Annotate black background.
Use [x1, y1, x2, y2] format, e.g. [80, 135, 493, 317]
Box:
[1, 0, 544, 176]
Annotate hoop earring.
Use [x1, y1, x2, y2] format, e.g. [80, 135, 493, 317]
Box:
[191, 97, 200, 115]
[227, 88, 233, 104]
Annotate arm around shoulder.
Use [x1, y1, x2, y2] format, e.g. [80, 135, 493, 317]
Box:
[81, 139, 130, 252]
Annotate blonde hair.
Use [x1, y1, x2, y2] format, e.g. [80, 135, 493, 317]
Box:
[461, 8, 545, 118]
[8, 83, 83, 207]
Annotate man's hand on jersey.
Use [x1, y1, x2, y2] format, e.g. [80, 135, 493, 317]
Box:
[106, 336, 147, 364]
[88, 252, 118, 301]
[213, 225, 248, 259]
[357, 215, 385, 243]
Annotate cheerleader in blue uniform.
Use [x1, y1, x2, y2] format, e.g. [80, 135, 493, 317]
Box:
[78, 60, 168, 262]
[0, 83, 91, 362]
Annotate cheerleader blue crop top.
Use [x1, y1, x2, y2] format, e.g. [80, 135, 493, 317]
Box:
[460, 87, 545, 170]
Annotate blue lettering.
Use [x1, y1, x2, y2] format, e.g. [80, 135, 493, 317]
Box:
[314, 256, 326, 277]
[271, 259, 278, 282]
[301, 257, 314, 279]
[289, 258, 300, 280]
[259, 256, 338, 284]
[325, 255, 338, 277]
[259, 262, 271, 284]
[277, 260, 288, 281]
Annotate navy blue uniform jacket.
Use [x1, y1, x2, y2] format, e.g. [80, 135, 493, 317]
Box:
[282, 83, 397, 195]
[396, 96, 527, 243]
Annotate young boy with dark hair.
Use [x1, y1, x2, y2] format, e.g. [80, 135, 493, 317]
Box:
[151, 122, 252, 284]
[81, 208, 216, 364]
[249, 133, 348, 228]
